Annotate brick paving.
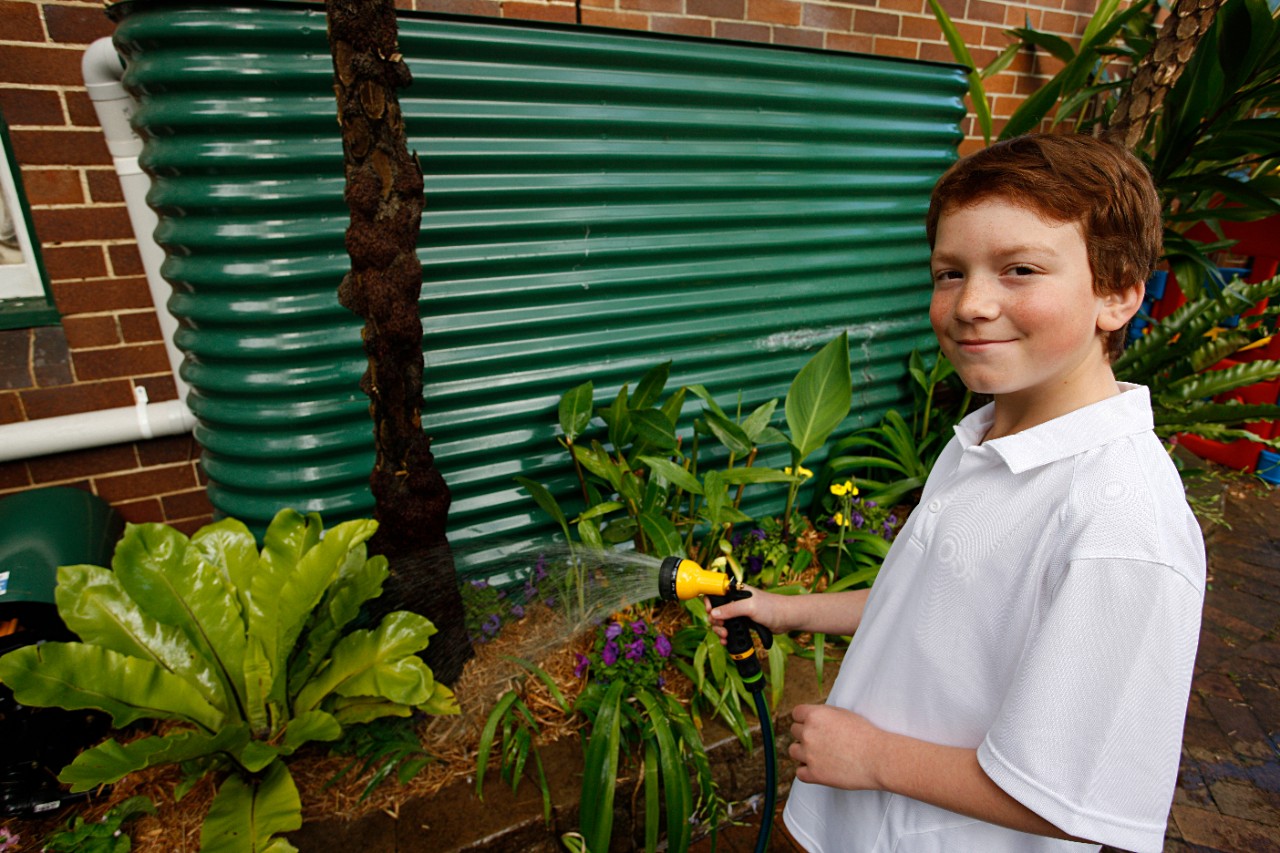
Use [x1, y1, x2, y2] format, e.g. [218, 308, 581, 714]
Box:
[694, 484, 1280, 853]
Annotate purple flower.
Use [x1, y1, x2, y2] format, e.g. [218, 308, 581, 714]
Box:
[655, 634, 672, 658]
[544, 596, 557, 608]
[602, 640, 619, 666]
[574, 653, 589, 678]
[745, 555, 764, 576]
[523, 580, 536, 598]
[511, 604, 525, 619]
[887, 514, 898, 526]
[631, 620, 647, 635]
[851, 511, 865, 529]
[496, 588, 506, 599]
[470, 578, 489, 589]
[481, 614, 501, 636]
[626, 637, 646, 660]
[605, 622, 623, 640]
[750, 528, 767, 541]
[657, 676, 666, 688]
[866, 500, 878, 508]
[534, 554, 548, 581]
[731, 531, 743, 548]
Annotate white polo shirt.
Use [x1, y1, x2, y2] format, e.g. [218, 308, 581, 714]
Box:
[784, 383, 1205, 853]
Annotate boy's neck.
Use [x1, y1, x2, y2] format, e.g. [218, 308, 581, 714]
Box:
[983, 365, 1122, 443]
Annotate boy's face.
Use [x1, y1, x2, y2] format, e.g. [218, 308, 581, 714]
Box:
[929, 197, 1136, 427]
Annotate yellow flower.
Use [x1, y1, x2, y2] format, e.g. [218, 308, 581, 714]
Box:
[833, 512, 846, 526]
[785, 466, 814, 479]
[830, 480, 855, 497]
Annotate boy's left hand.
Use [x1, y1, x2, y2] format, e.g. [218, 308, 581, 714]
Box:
[789, 703, 884, 790]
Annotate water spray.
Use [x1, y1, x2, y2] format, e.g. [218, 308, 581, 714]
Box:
[657, 557, 777, 852]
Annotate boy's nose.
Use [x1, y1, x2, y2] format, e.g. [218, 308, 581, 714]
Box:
[953, 276, 1001, 322]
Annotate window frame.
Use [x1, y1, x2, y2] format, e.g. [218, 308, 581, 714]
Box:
[0, 109, 59, 330]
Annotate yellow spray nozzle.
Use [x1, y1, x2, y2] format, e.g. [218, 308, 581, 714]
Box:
[658, 557, 733, 601]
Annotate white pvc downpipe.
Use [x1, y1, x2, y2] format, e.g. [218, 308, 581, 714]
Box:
[0, 38, 197, 463]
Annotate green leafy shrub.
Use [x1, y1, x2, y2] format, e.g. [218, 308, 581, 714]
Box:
[41, 796, 154, 853]
[0, 510, 458, 853]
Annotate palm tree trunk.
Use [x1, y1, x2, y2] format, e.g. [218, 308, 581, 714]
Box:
[325, 0, 472, 684]
[1103, 0, 1226, 150]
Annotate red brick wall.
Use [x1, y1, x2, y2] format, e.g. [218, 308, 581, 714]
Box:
[0, 0, 1097, 531]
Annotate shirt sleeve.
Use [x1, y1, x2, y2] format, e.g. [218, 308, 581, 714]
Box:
[977, 556, 1202, 853]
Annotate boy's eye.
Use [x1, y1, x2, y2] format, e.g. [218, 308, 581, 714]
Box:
[932, 270, 962, 282]
[1008, 265, 1037, 276]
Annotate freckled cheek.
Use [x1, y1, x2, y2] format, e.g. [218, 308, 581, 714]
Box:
[928, 292, 951, 337]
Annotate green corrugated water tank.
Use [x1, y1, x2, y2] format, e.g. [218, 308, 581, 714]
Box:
[109, 0, 968, 564]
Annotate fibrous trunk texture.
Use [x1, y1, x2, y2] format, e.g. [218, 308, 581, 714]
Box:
[326, 0, 472, 684]
[1103, 0, 1226, 150]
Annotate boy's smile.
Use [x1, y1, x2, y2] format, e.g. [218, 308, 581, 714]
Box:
[929, 197, 1139, 439]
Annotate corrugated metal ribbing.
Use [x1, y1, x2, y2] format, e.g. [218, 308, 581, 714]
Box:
[112, 1, 967, 559]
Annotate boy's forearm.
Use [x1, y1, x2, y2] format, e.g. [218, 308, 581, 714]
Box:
[870, 730, 1084, 843]
[784, 589, 869, 636]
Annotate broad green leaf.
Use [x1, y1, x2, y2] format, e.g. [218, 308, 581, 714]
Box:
[685, 384, 728, 418]
[288, 554, 390, 694]
[236, 741, 281, 774]
[54, 564, 223, 709]
[559, 381, 594, 443]
[267, 518, 379, 700]
[112, 523, 249, 720]
[242, 637, 273, 737]
[200, 760, 301, 853]
[639, 513, 683, 557]
[632, 362, 671, 411]
[605, 385, 632, 451]
[420, 681, 459, 716]
[703, 408, 753, 456]
[294, 611, 437, 712]
[786, 332, 852, 460]
[577, 501, 624, 522]
[59, 725, 249, 792]
[631, 408, 678, 451]
[716, 466, 795, 485]
[189, 518, 259, 616]
[578, 516, 605, 550]
[0, 642, 222, 731]
[659, 385, 688, 428]
[328, 696, 415, 727]
[280, 710, 341, 755]
[742, 398, 779, 441]
[580, 680, 625, 853]
[573, 443, 624, 491]
[638, 455, 703, 495]
[514, 476, 571, 541]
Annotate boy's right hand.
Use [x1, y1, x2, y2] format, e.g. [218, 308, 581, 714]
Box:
[704, 586, 790, 644]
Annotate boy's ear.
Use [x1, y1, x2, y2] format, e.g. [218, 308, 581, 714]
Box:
[1098, 281, 1144, 333]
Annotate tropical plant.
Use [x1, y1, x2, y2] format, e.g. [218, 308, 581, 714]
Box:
[817, 349, 974, 511]
[324, 715, 435, 803]
[1115, 272, 1280, 444]
[517, 332, 852, 569]
[42, 796, 154, 853]
[570, 625, 723, 853]
[0, 510, 458, 853]
[929, 0, 1280, 297]
[475, 656, 570, 828]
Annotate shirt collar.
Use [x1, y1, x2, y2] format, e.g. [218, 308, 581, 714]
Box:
[953, 383, 1155, 474]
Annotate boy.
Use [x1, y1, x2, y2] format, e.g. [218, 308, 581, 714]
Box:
[709, 133, 1205, 852]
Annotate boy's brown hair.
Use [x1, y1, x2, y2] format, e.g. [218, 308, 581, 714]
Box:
[925, 133, 1163, 361]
